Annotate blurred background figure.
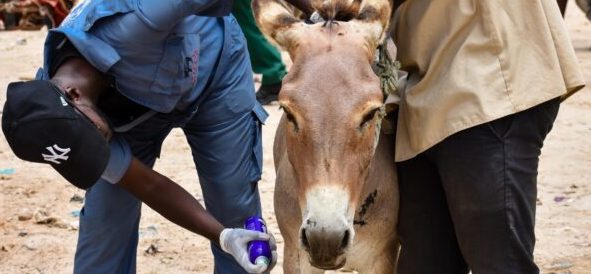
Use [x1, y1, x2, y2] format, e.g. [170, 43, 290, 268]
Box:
[232, 0, 287, 105]
[557, 0, 591, 19]
[0, 0, 76, 30]
[576, 0, 591, 19]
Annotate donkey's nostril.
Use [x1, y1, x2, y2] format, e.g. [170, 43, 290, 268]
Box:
[340, 230, 350, 250]
[301, 228, 310, 250]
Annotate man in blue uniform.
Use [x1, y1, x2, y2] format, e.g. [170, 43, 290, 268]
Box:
[3, 79, 277, 274]
[1, 0, 313, 273]
[53, 2, 266, 273]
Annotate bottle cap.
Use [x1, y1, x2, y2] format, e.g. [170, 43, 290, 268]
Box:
[254, 256, 270, 266]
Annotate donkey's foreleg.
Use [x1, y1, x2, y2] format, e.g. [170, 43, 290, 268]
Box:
[357, 239, 400, 274]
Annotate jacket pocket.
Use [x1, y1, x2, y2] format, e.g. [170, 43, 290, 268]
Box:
[149, 34, 200, 96]
[250, 104, 269, 181]
[149, 35, 183, 95]
[179, 33, 200, 93]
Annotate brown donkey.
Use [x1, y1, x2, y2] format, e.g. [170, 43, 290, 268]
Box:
[253, 0, 399, 272]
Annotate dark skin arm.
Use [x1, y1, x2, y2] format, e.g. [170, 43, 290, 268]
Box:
[118, 158, 224, 246]
[53, 59, 225, 246]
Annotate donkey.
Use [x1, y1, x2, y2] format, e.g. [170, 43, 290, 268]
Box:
[253, 0, 399, 272]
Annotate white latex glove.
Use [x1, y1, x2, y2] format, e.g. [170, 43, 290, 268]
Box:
[307, 11, 324, 24]
[219, 228, 278, 273]
[310, 11, 323, 22]
[267, 232, 278, 272]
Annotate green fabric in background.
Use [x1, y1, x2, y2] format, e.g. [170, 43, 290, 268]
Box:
[232, 0, 287, 86]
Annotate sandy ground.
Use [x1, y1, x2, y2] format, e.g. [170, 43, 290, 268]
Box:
[1, 4, 591, 274]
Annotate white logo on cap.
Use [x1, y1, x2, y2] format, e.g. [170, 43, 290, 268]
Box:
[60, 97, 68, 106]
[42, 144, 71, 164]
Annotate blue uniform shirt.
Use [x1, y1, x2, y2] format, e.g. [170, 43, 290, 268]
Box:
[43, 0, 232, 113]
[100, 136, 132, 184]
[37, 0, 263, 185]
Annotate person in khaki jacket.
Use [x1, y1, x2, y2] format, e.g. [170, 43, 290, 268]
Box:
[391, 1, 585, 273]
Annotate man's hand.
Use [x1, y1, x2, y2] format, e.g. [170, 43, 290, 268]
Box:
[219, 228, 278, 273]
[306, 11, 323, 24]
[267, 233, 278, 272]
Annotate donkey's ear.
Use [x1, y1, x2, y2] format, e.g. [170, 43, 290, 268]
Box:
[252, 0, 307, 53]
[351, 0, 394, 52]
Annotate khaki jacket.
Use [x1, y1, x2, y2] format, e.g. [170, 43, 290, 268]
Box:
[392, 0, 585, 161]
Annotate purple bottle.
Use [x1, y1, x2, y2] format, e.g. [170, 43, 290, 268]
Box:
[244, 216, 272, 266]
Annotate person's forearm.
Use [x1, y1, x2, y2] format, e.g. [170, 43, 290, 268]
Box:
[119, 158, 224, 245]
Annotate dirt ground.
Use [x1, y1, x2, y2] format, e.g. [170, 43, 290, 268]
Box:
[1, 4, 591, 274]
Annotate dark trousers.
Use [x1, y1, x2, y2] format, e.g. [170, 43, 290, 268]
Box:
[396, 98, 560, 274]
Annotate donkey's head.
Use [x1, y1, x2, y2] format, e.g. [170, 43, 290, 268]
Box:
[254, 0, 393, 269]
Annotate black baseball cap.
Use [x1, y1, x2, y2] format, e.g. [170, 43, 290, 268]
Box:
[2, 80, 110, 189]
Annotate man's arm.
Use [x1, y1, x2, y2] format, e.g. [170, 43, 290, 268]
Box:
[135, 0, 312, 32]
[116, 157, 277, 273]
[118, 158, 223, 244]
[134, 0, 232, 31]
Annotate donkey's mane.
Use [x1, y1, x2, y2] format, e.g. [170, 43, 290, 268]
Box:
[314, 0, 363, 22]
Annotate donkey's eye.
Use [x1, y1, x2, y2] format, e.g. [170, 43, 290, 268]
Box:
[281, 107, 300, 132]
[360, 108, 380, 129]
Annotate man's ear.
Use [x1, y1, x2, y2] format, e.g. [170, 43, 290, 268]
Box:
[64, 86, 82, 101]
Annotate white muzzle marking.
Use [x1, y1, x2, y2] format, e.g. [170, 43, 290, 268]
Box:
[302, 185, 354, 237]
